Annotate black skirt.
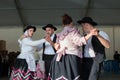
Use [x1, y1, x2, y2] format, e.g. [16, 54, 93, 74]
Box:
[49, 54, 82, 80]
[11, 59, 36, 80]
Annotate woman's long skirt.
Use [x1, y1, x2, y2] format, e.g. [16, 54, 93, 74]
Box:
[11, 59, 36, 80]
[49, 54, 82, 80]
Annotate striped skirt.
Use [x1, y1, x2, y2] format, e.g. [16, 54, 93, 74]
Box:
[10, 59, 36, 80]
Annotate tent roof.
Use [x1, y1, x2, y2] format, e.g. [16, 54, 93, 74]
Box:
[0, 0, 120, 26]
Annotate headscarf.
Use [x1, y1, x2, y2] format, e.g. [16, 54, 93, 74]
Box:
[18, 30, 29, 47]
[24, 30, 28, 37]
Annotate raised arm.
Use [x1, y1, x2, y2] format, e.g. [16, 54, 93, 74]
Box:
[71, 28, 97, 46]
[95, 31, 110, 48]
[23, 38, 46, 46]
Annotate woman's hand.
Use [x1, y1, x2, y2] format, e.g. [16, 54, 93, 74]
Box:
[19, 35, 27, 40]
[45, 34, 51, 42]
[54, 43, 60, 50]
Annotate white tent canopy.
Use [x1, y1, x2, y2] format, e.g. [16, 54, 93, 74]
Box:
[0, 0, 120, 26]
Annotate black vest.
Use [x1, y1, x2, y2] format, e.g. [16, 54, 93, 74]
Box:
[83, 35, 105, 58]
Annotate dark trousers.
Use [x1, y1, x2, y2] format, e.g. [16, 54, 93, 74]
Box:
[43, 54, 55, 77]
[82, 58, 93, 80]
[82, 57, 103, 80]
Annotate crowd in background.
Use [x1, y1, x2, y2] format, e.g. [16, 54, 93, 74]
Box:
[0, 51, 20, 77]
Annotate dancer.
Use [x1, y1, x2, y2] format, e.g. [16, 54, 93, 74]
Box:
[49, 14, 98, 80]
[77, 17, 110, 80]
[11, 25, 46, 80]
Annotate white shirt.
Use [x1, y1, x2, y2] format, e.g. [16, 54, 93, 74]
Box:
[84, 31, 110, 58]
[37, 34, 56, 55]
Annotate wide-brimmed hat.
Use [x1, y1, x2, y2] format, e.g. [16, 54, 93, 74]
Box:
[23, 25, 36, 32]
[42, 24, 57, 31]
[77, 17, 97, 26]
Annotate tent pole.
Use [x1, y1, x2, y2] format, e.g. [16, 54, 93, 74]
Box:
[14, 0, 27, 29]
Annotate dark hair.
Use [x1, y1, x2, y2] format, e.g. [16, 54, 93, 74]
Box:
[62, 14, 72, 25]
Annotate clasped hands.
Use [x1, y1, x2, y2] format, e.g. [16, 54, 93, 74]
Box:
[90, 28, 99, 36]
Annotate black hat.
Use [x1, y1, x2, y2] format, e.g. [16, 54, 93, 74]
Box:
[77, 17, 97, 26]
[42, 24, 57, 31]
[23, 25, 36, 32]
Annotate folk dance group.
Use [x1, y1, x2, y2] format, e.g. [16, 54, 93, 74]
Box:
[10, 14, 110, 80]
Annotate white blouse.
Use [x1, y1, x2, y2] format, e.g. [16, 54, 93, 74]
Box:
[17, 37, 45, 71]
